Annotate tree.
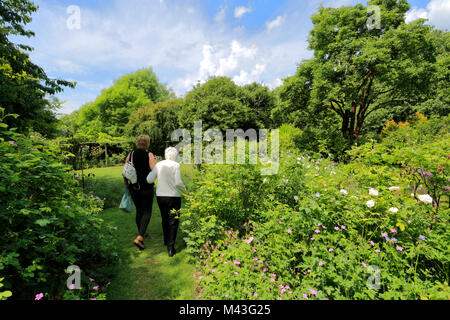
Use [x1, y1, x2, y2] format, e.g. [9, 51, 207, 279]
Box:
[125, 99, 183, 155]
[0, 0, 74, 135]
[72, 68, 172, 140]
[280, 0, 438, 142]
[241, 83, 277, 128]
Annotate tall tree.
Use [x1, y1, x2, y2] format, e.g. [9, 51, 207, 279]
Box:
[0, 0, 74, 135]
[281, 0, 438, 141]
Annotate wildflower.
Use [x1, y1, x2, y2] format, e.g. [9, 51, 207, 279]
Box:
[389, 186, 400, 191]
[419, 235, 426, 241]
[315, 192, 320, 198]
[389, 207, 399, 213]
[294, 196, 299, 201]
[253, 257, 258, 261]
[287, 229, 292, 234]
[314, 229, 321, 234]
[321, 225, 327, 229]
[369, 241, 375, 246]
[244, 237, 253, 244]
[278, 221, 282, 224]
[234, 272, 239, 275]
[89, 278, 95, 282]
[331, 171, 336, 175]
[418, 194, 433, 205]
[443, 186, 450, 191]
[303, 293, 309, 300]
[258, 260, 263, 264]
[369, 188, 379, 196]
[263, 268, 268, 272]
[309, 289, 317, 295]
[390, 237, 398, 243]
[253, 292, 258, 298]
[270, 278, 275, 283]
[334, 226, 340, 231]
[69, 284, 76, 290]
[374, 249, 380, 253]
[211, 269, 216, 273]
[35, 293, 44, 300]
[340, 189, 348, 195]
[328, 248, 334, 252]
[310, 237, 315, 241]
[233, 260, 240, 265]
[366, 200, 375, 208]
[390, 228, 397, 234]
[93, 286, 99, 290]
[8, 141, 16, 146]
[318, 261, 324, 266]
[263, 178, 267, 183]
[280, 288, 286, 294]
[252, 248, 257, 253]
[385, 236, 391, 241]
[91, 298, 97, 301]
[396, 246, 404, 252]
[381, 232, 388, 238]
[362, 262, 367, 268]
[341, 225, 346, 230]
[283, 179, 289, 184]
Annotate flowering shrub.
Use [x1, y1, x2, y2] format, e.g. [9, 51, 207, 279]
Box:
[185, 117, 449, 299]
[0, 113, 119, 299]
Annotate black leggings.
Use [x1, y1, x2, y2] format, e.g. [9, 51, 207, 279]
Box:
[156, 197, 181, 247]
[129, 186, 154, 237]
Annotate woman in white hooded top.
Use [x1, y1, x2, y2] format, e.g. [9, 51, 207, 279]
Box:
[146, 147, 186, 257]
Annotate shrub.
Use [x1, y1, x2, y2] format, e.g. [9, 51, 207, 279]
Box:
[0, 112, 119, 299]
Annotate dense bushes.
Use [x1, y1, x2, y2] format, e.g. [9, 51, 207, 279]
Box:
[0, 111, 119, 299]
[183, 114, 449, 300]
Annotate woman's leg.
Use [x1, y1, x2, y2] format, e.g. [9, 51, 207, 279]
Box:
[157, 197, 170, 246]
[137, 188, 153, 237]
[167, 197, 181, 249]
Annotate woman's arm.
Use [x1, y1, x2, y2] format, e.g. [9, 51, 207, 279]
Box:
[174, 164, 187, 194]
[123, 152, 131, 188]
[146, 163, 158, 184]
[149, 152, 156, 170]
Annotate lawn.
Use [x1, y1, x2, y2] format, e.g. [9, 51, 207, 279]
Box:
[81, 165, 197, 300]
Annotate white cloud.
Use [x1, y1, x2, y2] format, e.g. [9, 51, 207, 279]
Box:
[234, 6, 252, 18]
[405, 0, 450, 30]
[215, 5, 227, 23]
[266, 15, 286, 31]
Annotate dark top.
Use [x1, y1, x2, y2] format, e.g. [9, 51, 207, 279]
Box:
[130, 149, 154, 191]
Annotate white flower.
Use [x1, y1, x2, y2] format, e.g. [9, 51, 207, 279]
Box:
[263, 178, 267, 183]
[388, 207, 399, 213]
[315, 166, 320, 170]
[283, 179, 289, 184]
[418, 194, 433, 205]
[369, 188, 379, 196]
[389, 186, 400, 191]
[330, 171, 336, 175]
[366, 200, 375, 208]
[340, 189, 348, 195]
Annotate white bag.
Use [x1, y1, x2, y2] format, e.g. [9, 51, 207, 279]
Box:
[122, 151, 138, 184]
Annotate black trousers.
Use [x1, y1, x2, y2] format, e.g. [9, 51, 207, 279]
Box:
[129, 186, 154, 237]
[156, 196, 181, 247]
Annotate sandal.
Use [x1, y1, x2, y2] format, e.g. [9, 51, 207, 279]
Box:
[134, 239, 145, 250]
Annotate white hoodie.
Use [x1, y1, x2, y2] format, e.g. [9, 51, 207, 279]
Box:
[146, 148, 187, 197]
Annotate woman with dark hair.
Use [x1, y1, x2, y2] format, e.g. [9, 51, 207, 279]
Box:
[124, 135, 156, 250]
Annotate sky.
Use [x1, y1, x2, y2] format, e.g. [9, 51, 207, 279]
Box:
[12, 0, 450, 115]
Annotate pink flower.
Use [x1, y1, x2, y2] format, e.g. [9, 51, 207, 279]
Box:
[244, 237, 254, 244]
[381, 232, 387, 238]
[278, 221, 282, 224]
[258, 260, 263, 264]
[322, 225, 327, 229]
[309, 289, 317, 295]
[35, 293, 44, 300]
[89, 278, 95, 282]
[91, 298, 97, 300]
[8, 141, 16, 146]
[234, 272, 239, 275]
[287, 229, 292, 234]
[280, 288, 286, 294]
[233, 260, 240, 264]
[341, 225, 346, 229]
[314, 229, 321, 234]
[369, 241, 375, 246]
[253, 292, 258, 298]
[302, 293, 309, 300]
[270, 278, 275, 282]
[362, 262, 367, 268]
[211, 269, 216, 273]
[317, 223, 322, 227]
[310, 237, 315, 241]
[69, 284, 76, 290]
[396, 246, 404, 251]
[334, 226, 340, 231]
[318, 261, 324, 266]
[252, 248, 257, 253]
[374, 249, 380, 253]
[328, 248, 334, 252]
[390, 229, 397, 234]
[93, 286, 99, 290]
[263, 268, 268, 272]
[253, 257, 258, 261]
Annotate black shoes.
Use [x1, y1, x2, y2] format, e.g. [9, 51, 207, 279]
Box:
[168, 245, 176, 257]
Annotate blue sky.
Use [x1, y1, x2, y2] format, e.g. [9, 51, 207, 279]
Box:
[13, 0, 450, 114]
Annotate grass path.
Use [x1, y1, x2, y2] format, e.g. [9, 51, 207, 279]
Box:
[84, 166, 197, 300]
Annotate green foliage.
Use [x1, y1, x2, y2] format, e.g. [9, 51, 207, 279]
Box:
[0, 277, 12, 300]
[185, 114, 449, 300]
[125, 98, 183, 156]
[0, 111, 119, 299]
[0, 0, 74, 136]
